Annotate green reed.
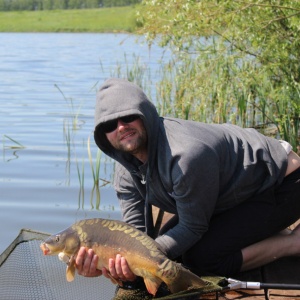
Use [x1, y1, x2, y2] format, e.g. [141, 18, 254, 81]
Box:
[76, 136, 112, 210]
[2, 135, 25, 162]
[111, 53, 153, 100]
[112, 49, 298, 148]
[3, 135, 25, 149]
[90, 184, 100, 210]
[76, 140, 85, 189]
[63, 119, 72, 185]
[87, 135, 101, 186]
[155, 50, 299, 151]
[56, 84, 82, 130]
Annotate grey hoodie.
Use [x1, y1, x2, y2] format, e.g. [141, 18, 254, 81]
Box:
[94, 78, 288, 259]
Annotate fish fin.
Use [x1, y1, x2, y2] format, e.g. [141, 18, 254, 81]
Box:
[144, 277, 163, 296]
[66, 256, 76, 282]
[66, 265, 76, 282]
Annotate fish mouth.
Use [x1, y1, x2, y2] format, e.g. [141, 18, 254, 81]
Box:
[40, 242, 51, 255]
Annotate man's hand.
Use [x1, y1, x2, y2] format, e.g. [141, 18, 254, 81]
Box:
[76, 247, 102, 277]
[102, 253, 136, 282]
[75, 247, 136, 282]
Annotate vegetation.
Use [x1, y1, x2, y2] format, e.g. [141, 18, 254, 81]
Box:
[61, 90, 111, 208]
[0, 6, 138, 32]
[0, 0, 141, 11]
[137, 0, 300, 151]
[2, 135, 25, 162]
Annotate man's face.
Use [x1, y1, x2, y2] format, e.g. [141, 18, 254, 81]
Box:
[104, 116, 148, 161]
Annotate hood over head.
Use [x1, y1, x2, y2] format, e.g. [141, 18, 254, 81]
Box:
[94, 78, 160, 171]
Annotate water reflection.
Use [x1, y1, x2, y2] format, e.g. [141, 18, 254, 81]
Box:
[77, 181, 112, 212]
[2, 148, 24, 162]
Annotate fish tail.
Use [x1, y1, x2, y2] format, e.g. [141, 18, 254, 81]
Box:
[160, 260, 206, 293]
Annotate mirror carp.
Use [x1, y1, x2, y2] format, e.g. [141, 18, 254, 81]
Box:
[40, 218, 206, 296]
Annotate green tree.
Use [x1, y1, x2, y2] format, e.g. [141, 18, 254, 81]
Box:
[51, 0, 67, 9]
[84, 0, 99, 8]
[0, 0, 141, 10]
[68, 0, 82, 9]
[102, 0, 140, 7]
[0, 0, 7, 10]
[138, 0, 300, 151]
[41, 0, 53, 10]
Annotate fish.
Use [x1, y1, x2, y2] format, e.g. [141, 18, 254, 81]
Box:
[40, 218, 206, 296]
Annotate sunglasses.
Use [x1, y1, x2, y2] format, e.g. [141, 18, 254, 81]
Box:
[100, 115, 140, 133]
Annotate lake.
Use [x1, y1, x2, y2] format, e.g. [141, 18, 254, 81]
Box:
[0, 32, 166, 255]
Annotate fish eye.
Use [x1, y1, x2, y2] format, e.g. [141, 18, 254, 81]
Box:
[55, 235, 60, 242]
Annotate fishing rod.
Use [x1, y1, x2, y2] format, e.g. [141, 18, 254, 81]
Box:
[226, 278, 300, 300]
[226, 277, 300, 290]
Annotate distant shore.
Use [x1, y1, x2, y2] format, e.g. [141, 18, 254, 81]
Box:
[0, 7, 139, 33]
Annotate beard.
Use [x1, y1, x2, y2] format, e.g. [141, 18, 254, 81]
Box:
[116, 128, 148, 156]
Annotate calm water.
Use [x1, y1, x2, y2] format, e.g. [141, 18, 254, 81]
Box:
[0, 33, 165, 255]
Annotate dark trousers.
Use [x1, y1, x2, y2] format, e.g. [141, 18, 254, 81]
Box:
[161, 168, 300, 277]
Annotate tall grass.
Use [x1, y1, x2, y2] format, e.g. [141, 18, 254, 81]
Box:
[155, 52, 299, 151]
[76, 141, 85, 201]
[77, 171, 85, 210]
[56, 84, 82, 130]
[109, 51, 298, 147]
[3, 135, 25, 149]
[63, 119, 72, 185]
[61, 88, 112, 210]
[87, 134, 110, 187]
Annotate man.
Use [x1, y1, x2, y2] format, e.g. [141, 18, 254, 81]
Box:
[76, 78, 300, 290]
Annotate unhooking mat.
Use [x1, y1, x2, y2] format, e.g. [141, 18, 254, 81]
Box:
[0, 229, 227, 300]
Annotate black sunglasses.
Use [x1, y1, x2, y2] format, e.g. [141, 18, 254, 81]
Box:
[100, 115, 140, 133]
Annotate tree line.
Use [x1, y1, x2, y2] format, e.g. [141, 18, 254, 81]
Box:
[0, 0, 141, 10]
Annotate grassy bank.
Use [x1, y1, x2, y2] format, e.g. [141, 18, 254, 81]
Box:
[0, 7, 139, 32]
